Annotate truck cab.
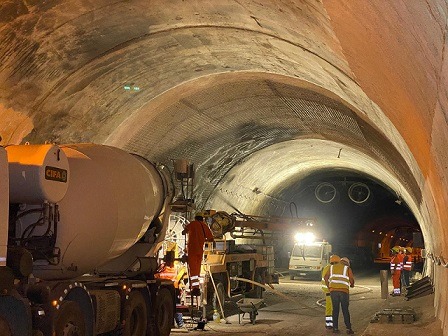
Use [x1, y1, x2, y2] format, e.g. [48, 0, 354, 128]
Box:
[289, 241, 332, 279]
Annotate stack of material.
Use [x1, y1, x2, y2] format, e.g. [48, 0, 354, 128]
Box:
[405, 276, 433, 300]
[371, 308, 416, 324]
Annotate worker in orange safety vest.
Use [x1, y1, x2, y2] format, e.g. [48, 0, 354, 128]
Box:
[183, 214, 214, 296]
[324, 257, 355, 334]
[390, 248, 402, 296]
[321, 254, 341, 330]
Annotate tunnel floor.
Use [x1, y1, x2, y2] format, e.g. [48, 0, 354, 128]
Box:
[179, 270, 441, 336]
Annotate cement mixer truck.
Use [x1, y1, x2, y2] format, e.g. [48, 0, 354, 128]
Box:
[0, 143, 178, 336]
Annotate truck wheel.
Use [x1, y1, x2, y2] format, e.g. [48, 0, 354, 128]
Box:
[205, 278, 227, 319]
[154, 288, 173, 336]
[123, 291, 147, 336]
[54, 301, 86, 336]
[290, 274, 294, 280]
[0, 317, 12, 336]
[212, 281, 226, 311]
[246, 273, 263, 299]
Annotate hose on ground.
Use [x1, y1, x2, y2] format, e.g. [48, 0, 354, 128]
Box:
[230, 276, 321, 312]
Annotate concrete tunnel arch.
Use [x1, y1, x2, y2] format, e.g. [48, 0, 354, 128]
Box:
[103, 69, 431, 267]
[1, 0, 448, 333]
[104, 71, 428, 234]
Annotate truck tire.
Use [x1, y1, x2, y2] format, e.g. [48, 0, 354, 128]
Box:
[205, 280, 226, 319]
[246, 273, 263, 299]
[0, 317, 12, 336]
[212, 281, 226, 311]
[154, 288, 173, 336]
[54, 301, 86, 336]
[0, 293, 32, 336]
[123, 291, 147, 336]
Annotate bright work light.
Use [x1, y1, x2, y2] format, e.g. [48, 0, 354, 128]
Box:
[294, 232, 316, 244]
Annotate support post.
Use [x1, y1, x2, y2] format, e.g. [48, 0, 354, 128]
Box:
[380, 270, 389, 299]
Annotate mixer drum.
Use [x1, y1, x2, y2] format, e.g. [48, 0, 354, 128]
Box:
[33, 144, 167, 280]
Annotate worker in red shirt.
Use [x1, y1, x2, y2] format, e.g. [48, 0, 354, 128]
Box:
[183, 214, 214, 296]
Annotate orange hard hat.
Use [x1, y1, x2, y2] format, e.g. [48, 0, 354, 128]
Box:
[330, 255, 341, 263]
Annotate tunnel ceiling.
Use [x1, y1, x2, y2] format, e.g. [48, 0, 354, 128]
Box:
[107, 75, 419, 212]
[1, 0, 444, 250]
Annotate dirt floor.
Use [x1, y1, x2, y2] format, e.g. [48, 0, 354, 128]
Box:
[171, 271, 442, 336]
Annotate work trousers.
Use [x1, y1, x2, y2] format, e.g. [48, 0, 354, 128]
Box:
[188, 253, 203, 289]
[392, 270, 401, 295]
[174, 312, 184, 327]
[402, 270, 410, 287]
[330, 291, 351, 330]
[325, 292, 333, 328]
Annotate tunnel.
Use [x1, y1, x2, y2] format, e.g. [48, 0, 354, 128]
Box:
[1, 0, 448, 334]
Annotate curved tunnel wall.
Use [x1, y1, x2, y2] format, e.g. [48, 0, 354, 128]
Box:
[109, 74, 421, 208]
[1, 0, 448, 332]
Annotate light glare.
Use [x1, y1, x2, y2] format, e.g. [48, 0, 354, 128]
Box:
[294, 232, 315, 244]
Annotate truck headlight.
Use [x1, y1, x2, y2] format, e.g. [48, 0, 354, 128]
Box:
[294, 232, 315, 244]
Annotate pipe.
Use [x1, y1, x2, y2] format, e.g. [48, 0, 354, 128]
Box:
[230, 276, 295, 303]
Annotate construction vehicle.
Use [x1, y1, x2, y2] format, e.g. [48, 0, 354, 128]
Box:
[201, 237, 275, 311]
[0, 143, 181, 336]
[157, 208, 317, 323]
[202, 212, 324, 302]
[289, 240, 332, 280]
[180, 211, 319, 318]
[159, 210, 277, 320]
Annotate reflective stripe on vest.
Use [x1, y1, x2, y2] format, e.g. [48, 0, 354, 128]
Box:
[329, 264, 350, 290]
[403, 263, 412, 271]
[190, 275, 200, 287]
[390, 257, 402, 270]
[403, 256, 413, 271]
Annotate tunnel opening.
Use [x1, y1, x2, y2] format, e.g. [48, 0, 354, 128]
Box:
[263, 169, 424, 273]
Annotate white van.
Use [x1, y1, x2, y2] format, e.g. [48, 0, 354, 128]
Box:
[289, 241, 332, 279]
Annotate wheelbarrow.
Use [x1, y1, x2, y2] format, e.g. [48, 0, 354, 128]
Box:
[237, 298, 264, 325]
